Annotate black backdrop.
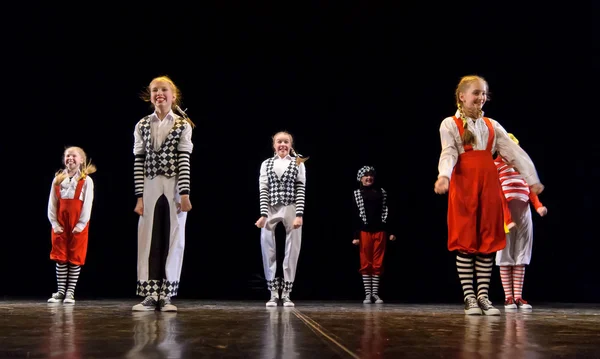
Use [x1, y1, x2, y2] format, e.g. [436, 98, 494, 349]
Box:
[4, 2, 595, 304]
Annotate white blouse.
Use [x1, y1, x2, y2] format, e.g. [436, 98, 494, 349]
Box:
[437, 110, 540, 185]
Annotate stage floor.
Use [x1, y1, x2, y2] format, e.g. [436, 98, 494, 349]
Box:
[0, 299, 598, 358]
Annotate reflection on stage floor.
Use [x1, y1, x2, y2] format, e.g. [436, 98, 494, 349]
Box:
[0, 300, 598, 358]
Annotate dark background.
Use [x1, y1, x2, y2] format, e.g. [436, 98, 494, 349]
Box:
[4, 2, 595, 304]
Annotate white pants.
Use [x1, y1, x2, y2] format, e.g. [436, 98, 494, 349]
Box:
[261, 204, 302, 289]
[137, 176, 187, 296]
[496, 200, 533, 266]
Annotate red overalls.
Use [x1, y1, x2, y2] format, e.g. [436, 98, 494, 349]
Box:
[447, 116, 506, 255]
[359, 231, 386, 275]
[50, 178, 89, 266]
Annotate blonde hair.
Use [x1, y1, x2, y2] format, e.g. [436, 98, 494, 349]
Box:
[455, 75, 490, 146]
[140, 75, 196, 128]
[54, 146, 97, 185]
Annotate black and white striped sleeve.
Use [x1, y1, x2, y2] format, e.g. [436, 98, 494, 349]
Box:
[177, 151, 191, 195]
[177, 123, 194, 195]
[294, 163, 307, 217]
[133, 123, 145, 197]
[259, 161, 269, 217]
[134, 155, 145, 197]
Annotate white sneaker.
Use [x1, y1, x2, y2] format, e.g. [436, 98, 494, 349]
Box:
[477, 296, 501, 316]
[372, 294, 384, 304]
[266, 296, 279, 307]
[282, 296, 295, 307]
[363, 294, 372, 304]
[159, 297, 177, 312]
[63, 292, 75, 305]
[47, 292, 65, 303]
[464, 297, 483, 315]
[132, 296, 158, 311]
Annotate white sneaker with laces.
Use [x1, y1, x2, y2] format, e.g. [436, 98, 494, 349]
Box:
[477, 296, 501, 316]
[132, 296, 158, 311]
[464, 297, 483, 315]
[159, 297, 177, 312]
[47, 292, 65, 303]
[63, 292, 75, 304]
[281, 295, 295, 307]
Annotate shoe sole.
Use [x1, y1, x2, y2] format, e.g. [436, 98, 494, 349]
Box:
[482, 309, 501, 316]
[132, 306, 156, 311]
[465, 308, 483, 315]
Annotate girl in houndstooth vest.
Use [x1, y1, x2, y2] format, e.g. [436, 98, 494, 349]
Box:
[434, 75, 544, 316]
[132, 76, 195, 312]
[495, 133, 547, 311]
[47, 146, 96, 305]
[352, 166, 396, 304]
[255, 131, 307, 307]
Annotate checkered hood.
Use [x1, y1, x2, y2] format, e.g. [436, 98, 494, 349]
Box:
[356, 166, 376, 182]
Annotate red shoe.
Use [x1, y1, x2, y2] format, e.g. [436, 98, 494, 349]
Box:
[504, 297, 517, 309]
[515, 298, 532, 310]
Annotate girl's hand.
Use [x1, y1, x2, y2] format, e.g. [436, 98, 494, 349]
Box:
[134, 198, 144, 216]
[434, 177, 449, 194]
[255, 216, 267, 228]
[293, 216, 303, 229]
[180, 195, 192, 212]
[537, 206, 548, 217]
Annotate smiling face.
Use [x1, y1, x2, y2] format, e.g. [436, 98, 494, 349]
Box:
[457, 77, 488, 118]
[64, 147, 83, 173]
[272, 132, 293, 158]
[149, 79, 175, 111]
[360, 172, 375, 186]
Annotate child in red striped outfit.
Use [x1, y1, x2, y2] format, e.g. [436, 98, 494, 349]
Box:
[495, 133, 547, 310]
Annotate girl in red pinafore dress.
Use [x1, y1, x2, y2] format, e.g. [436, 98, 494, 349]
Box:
[434, 75, 544, 316]
[47, 146, 96, 304]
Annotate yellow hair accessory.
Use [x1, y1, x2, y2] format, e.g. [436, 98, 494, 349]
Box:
[507, 133, 519, 145]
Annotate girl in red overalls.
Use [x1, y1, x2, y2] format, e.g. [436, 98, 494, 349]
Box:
[434, 75, 544, 315]
[47, 146, 96, 304]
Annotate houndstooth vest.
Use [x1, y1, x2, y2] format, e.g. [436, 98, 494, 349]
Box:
[267, 157, 299, 206]
[353, 188, 388, 225]
[139, 116, 187, 179]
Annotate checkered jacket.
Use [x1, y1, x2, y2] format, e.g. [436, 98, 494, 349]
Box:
[354, 188, 388, 225]
[260, 157, 306, 217]
[138, 116, 187, 179]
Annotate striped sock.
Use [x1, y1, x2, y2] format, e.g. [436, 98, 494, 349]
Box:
[475, 255, 494, 299]
[56, 263, 68, 295]
[66, 264, 81, 296]
[513, 265, 525, 299]
[456, 253, 475, 300]
[500, 265, 514, 299]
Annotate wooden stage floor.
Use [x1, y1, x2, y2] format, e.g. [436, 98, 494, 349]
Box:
[0, 299, 598, 358]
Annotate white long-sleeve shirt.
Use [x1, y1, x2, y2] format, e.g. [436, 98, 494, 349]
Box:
[259, 155, 307, 192]
[133, 110, 194, 155]
[437, 110, 540, 185]
[47, 171, 94, 232]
